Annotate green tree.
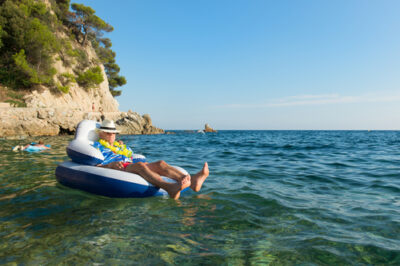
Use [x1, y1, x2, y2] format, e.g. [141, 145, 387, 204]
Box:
[0, 25, 4, 49]
[25, 18, 60, 74]
[52, 0, 71, 22]
[93, 38, 126, 96]
[70, 3, 113, 45]
[105, 62, 125, 96]
[69, 3, 126, 96]
[12, 49, 38, 86]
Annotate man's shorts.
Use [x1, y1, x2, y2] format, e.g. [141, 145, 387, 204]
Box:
[122, 158, 147, 169]
[122, 162, 131, 169]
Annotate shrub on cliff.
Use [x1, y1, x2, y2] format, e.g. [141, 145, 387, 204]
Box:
[4, 88, 26, 107]
[76, 66, 104, 89]
[55, 72, 76, 94]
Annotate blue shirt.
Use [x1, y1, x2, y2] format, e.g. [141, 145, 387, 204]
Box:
[92, 141, 134, 165]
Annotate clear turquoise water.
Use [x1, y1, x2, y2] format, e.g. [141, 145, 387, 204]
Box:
[0, 131, 399, 264]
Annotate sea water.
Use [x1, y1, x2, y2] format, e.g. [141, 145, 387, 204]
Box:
[0, 131, 399, 264]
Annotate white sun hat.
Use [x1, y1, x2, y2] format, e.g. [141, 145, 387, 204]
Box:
[98, 119, 120, 133]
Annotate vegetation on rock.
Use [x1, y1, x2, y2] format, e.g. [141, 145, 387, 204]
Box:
[76, 66, 103, 89]
[0, 0, 126, 100]
[0, 85, 26, 107]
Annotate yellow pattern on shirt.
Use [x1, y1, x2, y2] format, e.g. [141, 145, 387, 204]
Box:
[98, 139, 132, 158]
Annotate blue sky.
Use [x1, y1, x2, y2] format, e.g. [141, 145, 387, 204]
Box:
[75, 0, 400, 130]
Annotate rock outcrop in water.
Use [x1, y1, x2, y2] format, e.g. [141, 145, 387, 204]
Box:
[204, 123, 217, 133]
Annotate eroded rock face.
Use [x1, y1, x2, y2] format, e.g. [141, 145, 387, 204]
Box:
[204, 123, 217, 133]
[115, 112, 163, 135]
[23, 45, 119, 112]
[0, 108, 163, 138]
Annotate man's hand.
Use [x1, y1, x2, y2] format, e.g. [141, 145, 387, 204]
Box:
[98, 161, 124, 170]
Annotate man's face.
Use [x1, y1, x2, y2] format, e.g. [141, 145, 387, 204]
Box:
[99, 131, 116, 145]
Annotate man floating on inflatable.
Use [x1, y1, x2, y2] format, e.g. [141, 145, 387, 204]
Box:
[93, 120, 209, 199]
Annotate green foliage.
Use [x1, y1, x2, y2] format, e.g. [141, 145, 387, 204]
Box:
[59, 38, 80, 66]
[99, 37, 112, 48]
[51, 0, 71, 22]
[76, 66, 104, 89]
[96, 46, 115, 64]
[56, 83, 69, 93]
[12, 49, 39, 86]
[66, 48, 79, 58]
[6, 90, 24, 100]
[68, 3, 124, 96]
[25, 17, 61, 61]
[4, 89, 26, 107]
[74, 48, 90, 70]
[21, 0, 47, 17]
[0, 0, 125, 97]
[70, 3, 113, 45]
[0, 0, 59, 88]
[110, 89, 122, 97]
[5, 99, 26, 107]
[104, 61, 126, 95]
[0, 1, 29, 52]
[0, 25, 3, 49]
[60, 72, 76, 84]
[94, 42, 126, 97]
[12, 49, 56, 86]
[56, 72, 75, 94]
[19, 0, 56, 30]
[71, 3, 95, 17]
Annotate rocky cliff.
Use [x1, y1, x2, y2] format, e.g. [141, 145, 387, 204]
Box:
[0, 41, 164, 138]
[0, 107, 163, 138]
[24, 51, 119, 113]
[0, 1, 164, 138]
[0, 46, 164, 138]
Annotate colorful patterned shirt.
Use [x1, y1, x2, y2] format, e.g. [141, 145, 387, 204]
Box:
[92, 141, 134, 165]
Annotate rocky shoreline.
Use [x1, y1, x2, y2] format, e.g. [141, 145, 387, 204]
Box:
[0, 107, 163, 139]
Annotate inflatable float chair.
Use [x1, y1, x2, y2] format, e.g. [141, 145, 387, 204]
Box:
[55, 119, 189, 198]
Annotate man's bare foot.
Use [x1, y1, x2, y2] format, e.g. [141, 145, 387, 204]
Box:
[191, 162, 209, 192]
[167, 175, 191, 199]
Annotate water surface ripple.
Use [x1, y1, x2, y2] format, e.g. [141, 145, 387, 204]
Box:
[0, 131, 399, 264]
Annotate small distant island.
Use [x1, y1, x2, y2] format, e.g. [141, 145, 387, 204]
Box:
[0, 0, 163, 137]
[204, 123, 217, 133]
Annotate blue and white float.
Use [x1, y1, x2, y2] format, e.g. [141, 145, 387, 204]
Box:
[24, 144, 50, 152]
[55, 120, 188, 198]
[12, 143, 51, 152]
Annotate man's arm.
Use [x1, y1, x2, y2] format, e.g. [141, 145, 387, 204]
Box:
[93, 141, 125, 170]
[96, 161, 125, 170]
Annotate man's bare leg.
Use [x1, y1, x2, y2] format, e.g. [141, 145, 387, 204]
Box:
[126, 162, 190, 199]
[147, 160, 188, 181]
[190, 162, 209, 192]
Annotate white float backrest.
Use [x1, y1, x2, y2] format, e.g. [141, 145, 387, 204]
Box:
[75, 120, 100, 144]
